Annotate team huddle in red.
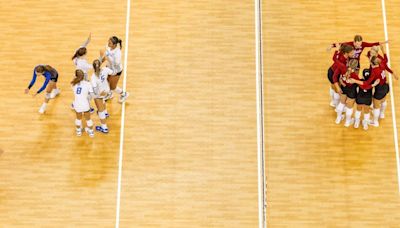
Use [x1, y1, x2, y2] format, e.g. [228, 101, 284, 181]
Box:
[327, 35, 398, 130]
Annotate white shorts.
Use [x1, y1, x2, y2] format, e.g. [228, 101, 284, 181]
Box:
[73, 100, 90, 113]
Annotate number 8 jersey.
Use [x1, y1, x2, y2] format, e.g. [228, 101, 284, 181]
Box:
[72, 81, 94, 113]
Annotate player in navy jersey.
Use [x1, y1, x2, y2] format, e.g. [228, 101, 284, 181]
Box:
[24, 65, 60, 114]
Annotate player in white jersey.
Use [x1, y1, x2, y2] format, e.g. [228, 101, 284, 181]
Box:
[100, 36, 129, 103]
[91, 59, 112, 133]
[71, 33, 95, 112]
[71, 69, 95, 137]
[72, 33, 92, 80]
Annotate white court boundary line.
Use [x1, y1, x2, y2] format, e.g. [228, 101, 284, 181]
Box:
[115, 0, 131, 226]
[255, 0, 266, 227]
[380, 0, 400, 194]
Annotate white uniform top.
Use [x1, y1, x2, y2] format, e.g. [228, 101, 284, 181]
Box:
[72, 81, 93, 113]
[105, 46, 122, 75]
[73, 57, 92, 80]
[91, 67, 112, 98]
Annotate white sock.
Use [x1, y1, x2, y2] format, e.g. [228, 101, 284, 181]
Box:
[101, 124, 108, 129]
[330, 88, 334, 101]
[355, 110, 361, 121]
[364, 113, 370, 122]
[373, 108, 380, 123]
[41, 103, 47, 108]
[333, 93, 340, 106]
[336, 103, 345, 119]
[336, 102, 345, 114]
[114, 87, 123, 94]
[345, 108, 353, 122]
[381, 101, 387, 115]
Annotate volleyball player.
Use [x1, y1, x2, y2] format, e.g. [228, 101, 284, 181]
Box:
[91, 59, 112, 133]
[333, 59, 359, 126]
[100, 36, 129, 103]
[328, 44, 354, 107]
[366, 45, 398, 83]
[72, 33, 92, 80]
[72, 33, 95, 112]
[370, 46, 397, 126]
[71, 69, 95, 137]
[350, 70, 380, 130]
[25, 65, 60, 114]
[366, 45, 397, 120]
[328, 35, 387, 73]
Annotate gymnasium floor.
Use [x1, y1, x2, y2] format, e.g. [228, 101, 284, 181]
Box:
[0, 0, 257, 227]
[265, 0, 400, 227]
[1, 0, 400, 227]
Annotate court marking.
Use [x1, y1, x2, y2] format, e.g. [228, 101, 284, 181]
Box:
[115, 0, 131, 226]
[380, 0, 400, 194]
[255, 0, 266, 227]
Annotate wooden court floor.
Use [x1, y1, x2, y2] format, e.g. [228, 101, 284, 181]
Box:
[264, 0, 400, 227]
[0, 0, 257, 227]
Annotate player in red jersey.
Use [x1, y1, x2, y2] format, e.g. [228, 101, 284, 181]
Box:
[328, 35, 387, 72]
[349, 69, 380, 130]
[333, 59, 359, 126]
[327, 44, 354, 108]
[353, 45, 398, 127]
[366, 45, 397, 80]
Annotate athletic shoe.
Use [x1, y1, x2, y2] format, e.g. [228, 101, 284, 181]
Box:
[85, 127, 94, 138]
[362, 120, 369, 130]
[354, 119, 360, 129]
[104, 92, 113, 101]
[105, 112, 110, 118]
[38, 104, 46, 114]
[344, 118, 354, 127]
[370, 120, 379, 127]
[96, 126, 109, 134]
[76, 128, 82, 136]
[335, 114, 344, 124]
[89, 107, 95, 114]
[119, 92, 129, 103]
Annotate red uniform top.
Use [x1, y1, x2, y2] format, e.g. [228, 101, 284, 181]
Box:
[333, 41, 379, 61]
[332, 61, 347, 83]
[363, 65, 387, 87]
[330, 50, 348, 71]
[340, 72, 359, 87]
[366, 51, 393, 74]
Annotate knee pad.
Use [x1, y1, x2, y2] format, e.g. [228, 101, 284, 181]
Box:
[98, 111, 106, 120]
[45, 93, 51, 99]
[75, 119, 82, 126]
[86, 119, 93, 127]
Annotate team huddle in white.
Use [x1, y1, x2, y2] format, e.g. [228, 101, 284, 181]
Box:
[25, 33, 129, 138]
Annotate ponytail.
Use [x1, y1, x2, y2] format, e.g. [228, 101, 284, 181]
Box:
[93, 59, 101, 76]
[118, 39, 122, 49]
[72, 47, 87, 60]
[110, 36, 122, 49]
[71, 69, 85, 86]
[370, 56, 379, 66]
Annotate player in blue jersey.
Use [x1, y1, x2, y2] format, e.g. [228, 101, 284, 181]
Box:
[24, 65, 60, 114]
